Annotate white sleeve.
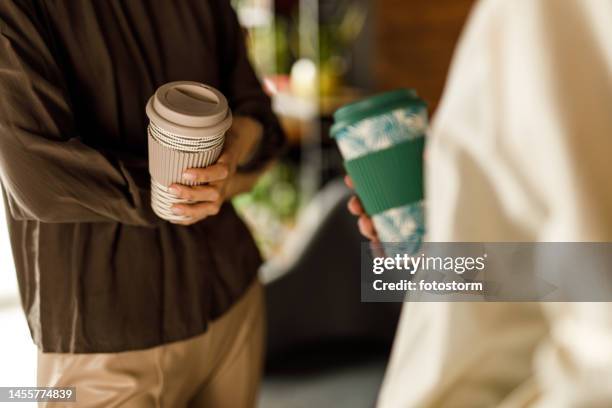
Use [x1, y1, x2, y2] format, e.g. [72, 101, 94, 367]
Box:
[428, 0, 612, 242]
[379, 0, 612, 406]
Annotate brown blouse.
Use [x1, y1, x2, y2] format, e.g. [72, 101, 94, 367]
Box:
[0, 0, 285, 353]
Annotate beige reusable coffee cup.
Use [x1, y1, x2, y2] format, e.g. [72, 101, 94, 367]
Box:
[146, 81, 232, 221]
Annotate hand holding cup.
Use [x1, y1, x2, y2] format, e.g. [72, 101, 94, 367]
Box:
[167, 116, 263, 225]
[345, 175, 379, 242]
[146, 81, 232, 222]
[332, 89, 427, 248]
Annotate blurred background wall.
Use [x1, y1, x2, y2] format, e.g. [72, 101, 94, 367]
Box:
[374, 0, 474, 111]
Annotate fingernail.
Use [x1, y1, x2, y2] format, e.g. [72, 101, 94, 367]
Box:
[168, 186, 180, 196]
[171, 206, 184, 215]
[182, 172, 196, 181]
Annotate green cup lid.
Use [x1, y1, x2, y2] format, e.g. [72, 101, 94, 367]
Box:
[331, 89, 426, 139]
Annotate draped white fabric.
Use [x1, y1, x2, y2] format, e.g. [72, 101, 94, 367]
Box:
[378, 0, 612, 406]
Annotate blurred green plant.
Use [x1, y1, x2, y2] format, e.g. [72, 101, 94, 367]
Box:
[233, 0, 366, 85]
[292, 0, 366, 94]
[231, 0, 280, 75]
[235, 160, 299, 220]
[274, 17, 292, 75]
[232, 161, 300, 257]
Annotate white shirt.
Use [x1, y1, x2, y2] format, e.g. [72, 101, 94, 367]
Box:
[377, 0, 612, 406]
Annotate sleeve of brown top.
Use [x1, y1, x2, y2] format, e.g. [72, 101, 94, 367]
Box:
[212, 0, 287, 172]
[0, 2, 158, 226]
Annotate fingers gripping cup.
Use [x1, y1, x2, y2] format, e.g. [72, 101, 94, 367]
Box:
[146, 81, 232, 222]
[331, 89, 427, 251]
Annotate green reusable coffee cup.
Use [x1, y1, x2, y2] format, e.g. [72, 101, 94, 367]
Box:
[331, 89, 427, 247]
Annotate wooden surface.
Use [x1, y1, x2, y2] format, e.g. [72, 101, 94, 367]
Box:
[374, 0, 475, 113]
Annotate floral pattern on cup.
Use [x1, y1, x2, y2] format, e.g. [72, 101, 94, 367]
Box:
[335, 105, 427, 247]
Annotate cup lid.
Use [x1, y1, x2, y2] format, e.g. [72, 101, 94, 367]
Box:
[330, 89, 426, 139]
[146, 81, 232, 138]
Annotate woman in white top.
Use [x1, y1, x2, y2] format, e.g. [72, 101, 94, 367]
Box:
[349, 0, 612, 406]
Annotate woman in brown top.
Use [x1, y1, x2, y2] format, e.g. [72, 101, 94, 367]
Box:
[0, 0, 285, 406]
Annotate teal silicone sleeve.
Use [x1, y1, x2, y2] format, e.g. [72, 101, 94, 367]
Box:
[344, 137, 424, 215]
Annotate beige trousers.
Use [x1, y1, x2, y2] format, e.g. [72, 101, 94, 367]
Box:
[37, 280, 265, 408]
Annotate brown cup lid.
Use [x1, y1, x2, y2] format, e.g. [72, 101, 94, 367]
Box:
[146, 81, 232, 138]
